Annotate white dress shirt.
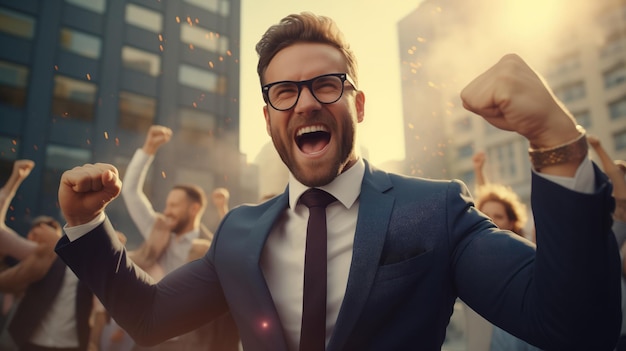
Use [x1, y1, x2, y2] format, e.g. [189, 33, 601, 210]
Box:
[29, 266, 80, 348]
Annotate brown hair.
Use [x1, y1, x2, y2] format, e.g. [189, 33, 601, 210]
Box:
[172, 184, 207, 211]
[255, 12, 359, 86]
[475, 183, 528, 236]
[31, 215, 61, 231]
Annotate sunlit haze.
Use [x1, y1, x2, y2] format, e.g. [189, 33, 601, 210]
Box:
[240, 0, 589, 168]
[240, 1, 422, 166]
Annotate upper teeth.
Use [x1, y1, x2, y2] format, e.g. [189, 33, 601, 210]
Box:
[297, 125, 328, 137]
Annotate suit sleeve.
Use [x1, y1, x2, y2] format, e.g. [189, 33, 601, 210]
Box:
[452, 162, 621, 350]
[55, 217, 228, 346]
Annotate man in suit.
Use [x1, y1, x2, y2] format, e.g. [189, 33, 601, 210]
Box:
[55, 12, 621, 351]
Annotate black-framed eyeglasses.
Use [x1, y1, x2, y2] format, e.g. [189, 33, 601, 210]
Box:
[262, 73, 357, 111]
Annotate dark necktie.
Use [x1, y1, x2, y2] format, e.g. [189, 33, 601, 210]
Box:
[298, 188, 337, 351]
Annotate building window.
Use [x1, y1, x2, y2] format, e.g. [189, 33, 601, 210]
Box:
[572, 110, 592, 129]
[180, 25, 229, 54]
[44, 144, 92, 196]
[610, 96, 626, 120]
[51, 75, 97, 121]
[0, 8, 35, 39]
[66, 0, 107, 13]
[600, 31, 626, 58]
[179, 64, 227, 94]
[125, 4, 162, 33]
[604, 62, 626, 89]
[178, 107, 217, 146]
[118, 91, 155, 132]
[184, 0, 229, 16]
[554, 81, 586, 103]
[547, 52, 581, 77]
[122, 46, 161, 76]
[59, 27, 102, 59]
[614, 130, 626, 151]
[0, 61, 29, 108]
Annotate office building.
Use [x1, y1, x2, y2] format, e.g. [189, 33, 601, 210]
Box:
[0, 0, 253, 241]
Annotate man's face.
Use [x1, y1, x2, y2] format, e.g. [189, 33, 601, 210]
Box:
[164, 189, 195, 235]
[27, 220, 61, 246]
[262, 42, 365, 187]
[480, 200, 516, 233]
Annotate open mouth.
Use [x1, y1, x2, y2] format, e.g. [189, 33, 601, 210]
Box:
[296, 125, 331, 154]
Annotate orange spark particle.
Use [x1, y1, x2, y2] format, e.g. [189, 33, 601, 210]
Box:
[104, 131, 109, 139]
[161, 171, 166, 179]
[86, 73, 91, 80]
[208, 61, 214, 68]
[175, 16, 180, 23]
[115, 138, 120, 146]
[192, 102, 197, 108]
[159, 45, 164, 52]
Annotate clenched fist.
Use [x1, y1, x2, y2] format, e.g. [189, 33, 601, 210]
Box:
[461, 54, 579, 150]
[58, 163, 122, 227]
[143, 125, 172, 155]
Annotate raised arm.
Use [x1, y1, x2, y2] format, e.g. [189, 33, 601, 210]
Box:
[0, 160, 36, 259]
[460, 54, 620, 350]
[121, 125, 172, 239]
[0, 219, 60, 293]
[472, 151, 488, 188]
[211, 187, 230, 221]
[0, 160, 34, 223]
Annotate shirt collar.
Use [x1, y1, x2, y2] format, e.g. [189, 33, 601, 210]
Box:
[288, 157, 365, 210]
[174, 228, 200, 243]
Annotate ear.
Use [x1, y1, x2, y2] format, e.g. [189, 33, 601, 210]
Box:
[189, 202, 202, 217]
[355, 90, 365, 123]
[263, 105, 272, 137]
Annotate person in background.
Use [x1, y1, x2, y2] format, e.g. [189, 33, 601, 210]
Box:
[0, 160, 94, 351]
[463, 151, 539, 351]
[121, 125, 238, 351]
[55, 12, 620, 351]
[211, 187, 230, 223]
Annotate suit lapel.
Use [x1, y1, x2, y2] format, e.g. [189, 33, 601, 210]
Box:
[328, 163, 394, 351]
[243, 192, 291, 350]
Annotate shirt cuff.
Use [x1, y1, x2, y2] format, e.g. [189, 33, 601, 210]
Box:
[533, 157, 595, 194]
[63, 212, 106, 242]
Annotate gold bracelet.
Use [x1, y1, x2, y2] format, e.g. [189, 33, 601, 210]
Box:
[528, 125, 588, 171]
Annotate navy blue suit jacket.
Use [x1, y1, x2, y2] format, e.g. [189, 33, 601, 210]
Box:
[56, 160, 621, 351]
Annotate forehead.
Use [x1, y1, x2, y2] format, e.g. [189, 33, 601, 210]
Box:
[167, 189, 189, 203]
[265, 42, 347, 83]
[480, 200, 507, 214]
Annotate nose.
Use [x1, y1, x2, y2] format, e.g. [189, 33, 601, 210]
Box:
[293, 85, 321, 114]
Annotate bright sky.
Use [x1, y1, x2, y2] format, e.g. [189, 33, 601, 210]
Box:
[239, 1, 423, 165]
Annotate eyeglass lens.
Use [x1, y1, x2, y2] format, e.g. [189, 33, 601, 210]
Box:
[267, 74, 345, 110]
